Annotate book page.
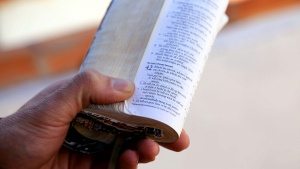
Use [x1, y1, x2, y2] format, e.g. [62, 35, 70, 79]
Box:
[125, 0, 228, 134]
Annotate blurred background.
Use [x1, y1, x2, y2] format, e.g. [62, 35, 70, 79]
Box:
[1, 0, 300, 168]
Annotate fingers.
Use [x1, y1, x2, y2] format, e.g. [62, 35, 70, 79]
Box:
[118, 150, 139, 169]
[117, 139, 159, 169]
[117, 131, 189, 168]
[159, 130, 190, 152]
[135, 139, 160, 163]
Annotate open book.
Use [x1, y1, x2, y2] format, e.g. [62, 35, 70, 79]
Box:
[64, 0, 229, 154]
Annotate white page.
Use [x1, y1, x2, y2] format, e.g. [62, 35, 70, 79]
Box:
[125, 0, 229, 134]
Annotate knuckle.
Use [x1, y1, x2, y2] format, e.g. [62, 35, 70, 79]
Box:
[72, 69, 101, 89]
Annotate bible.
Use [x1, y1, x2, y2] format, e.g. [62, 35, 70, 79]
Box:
[64, 0, 229, 154]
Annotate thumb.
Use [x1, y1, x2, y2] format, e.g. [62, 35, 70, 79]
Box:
[18, 69, 135, 127]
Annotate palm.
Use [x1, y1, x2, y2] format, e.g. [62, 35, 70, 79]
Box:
[42, 147, 108, 169]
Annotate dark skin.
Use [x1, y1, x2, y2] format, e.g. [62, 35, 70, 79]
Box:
[0, 69, 190, 169]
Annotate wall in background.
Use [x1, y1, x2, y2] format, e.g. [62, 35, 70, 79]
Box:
[1, 0, 300, 89]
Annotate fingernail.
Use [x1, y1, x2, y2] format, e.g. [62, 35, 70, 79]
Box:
[112, 79, 134, 92]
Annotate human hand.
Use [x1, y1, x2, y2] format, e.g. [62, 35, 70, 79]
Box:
[0, 69, 189, 169]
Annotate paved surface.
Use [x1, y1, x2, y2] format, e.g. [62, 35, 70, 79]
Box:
[1, 4, 300, 169]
